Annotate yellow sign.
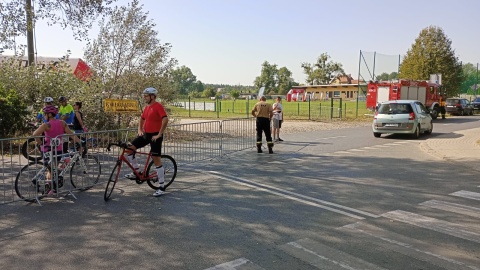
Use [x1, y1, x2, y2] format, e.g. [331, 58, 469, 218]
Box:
[103, 99, 139, 113]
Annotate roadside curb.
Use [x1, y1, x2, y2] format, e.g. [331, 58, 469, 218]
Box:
[420, 127, 480, 171]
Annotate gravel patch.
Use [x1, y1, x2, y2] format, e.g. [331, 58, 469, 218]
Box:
[280, 120, 371, 134]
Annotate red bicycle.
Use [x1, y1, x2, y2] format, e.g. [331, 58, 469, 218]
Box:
[104, 142, 177, 201]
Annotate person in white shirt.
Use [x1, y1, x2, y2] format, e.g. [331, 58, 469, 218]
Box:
[272, 97, 284, 142]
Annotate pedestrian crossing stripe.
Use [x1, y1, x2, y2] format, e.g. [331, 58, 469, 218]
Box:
[419, 200, 480, 218]
[204, 258, 264, 270]
[381, 210, 480, 243]
[341, 222, 480, 270]
[450, 190, 480, 201]
[280, 238, 387, 270]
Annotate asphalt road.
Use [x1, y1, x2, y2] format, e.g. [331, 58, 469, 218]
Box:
[1, 116, 479, 270]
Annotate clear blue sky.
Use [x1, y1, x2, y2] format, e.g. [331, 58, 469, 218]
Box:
[6, 0, 480, 85]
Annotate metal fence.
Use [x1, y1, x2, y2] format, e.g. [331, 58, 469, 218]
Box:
[0, 118, 256, 204]
[173, 98, 368, 120]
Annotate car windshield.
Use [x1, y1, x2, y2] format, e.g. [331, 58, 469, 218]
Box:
[378, 103, 413, 114]
[473, 98, 480, 102]
[446, 99, 459, 105]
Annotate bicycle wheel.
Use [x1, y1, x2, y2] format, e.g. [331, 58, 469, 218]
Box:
[21, 138, 43, 162]
[146, 155, 177, 190]
[104, 161, 121, 201]
[15, 162, 47, 202]
[70, 154, 101, 191]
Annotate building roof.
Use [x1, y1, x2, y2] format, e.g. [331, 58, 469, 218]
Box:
[0, 55, 92, 81]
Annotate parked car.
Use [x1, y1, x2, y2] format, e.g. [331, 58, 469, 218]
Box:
[471, 97, 480, 111]
[445, 98, 474, 115]
[372, 100, 433, 139]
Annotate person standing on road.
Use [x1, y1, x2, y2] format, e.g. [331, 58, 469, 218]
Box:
[272, 96, 284, 142]
[251, 96, 274, 154]
[124, 87, 169, 197]
[439, 94, 446, 119]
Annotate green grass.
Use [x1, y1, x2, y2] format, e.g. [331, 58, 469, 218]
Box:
[169, 99, 373, 121]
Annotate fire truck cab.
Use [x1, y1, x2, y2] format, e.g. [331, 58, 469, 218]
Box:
[366, 79, 443, 119]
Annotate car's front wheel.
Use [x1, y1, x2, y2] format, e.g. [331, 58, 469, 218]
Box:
[373, 132, 381, 138]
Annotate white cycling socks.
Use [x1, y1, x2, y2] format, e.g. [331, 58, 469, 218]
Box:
[126, 154, 139, 171]
[156, 165, 165, 188]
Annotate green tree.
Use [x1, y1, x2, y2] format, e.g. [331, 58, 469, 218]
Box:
[84, 0, 177, 128]
[0, 83, 28, 138]
[0, 0, 115, 64]
[376, 72, 398, 81]
[202, 87, 215, 98]
[170, 66, 197, 95]
[277, 67, 296, 95]
[231, 90, 240, 99]
[399, 26, 462, 97]
[460, 63, 479, 95]
[0, 54, 85, 121]
[253, 61, 278, 92]
[301, 53, 344, 85]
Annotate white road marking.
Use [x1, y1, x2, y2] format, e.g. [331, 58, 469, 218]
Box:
[341, 222, 480, 270]
[204, 258, 264, 270]
[316, 136, 347, 140]
[281, 238, 387, 270]
[382, 210, 480, 243]
[450, 190, 480, 201]
[420, 200, 480, 218]
[267, 161, 285, 164]
[208, 171, 379, 219]
[333, 151, 351, 154]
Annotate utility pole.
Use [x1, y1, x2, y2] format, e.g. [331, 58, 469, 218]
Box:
[26, 0, 35, 66]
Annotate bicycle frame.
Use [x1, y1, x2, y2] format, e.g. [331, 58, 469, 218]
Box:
[113, 144, 157, 182]
[105, 142, 177, 201]
[26, 150, 85, 204]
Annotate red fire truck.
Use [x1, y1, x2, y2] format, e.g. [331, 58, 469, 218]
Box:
[366, 79, 443, 119]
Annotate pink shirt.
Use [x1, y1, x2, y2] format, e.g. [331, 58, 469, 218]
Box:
[42, 120, 64, 152]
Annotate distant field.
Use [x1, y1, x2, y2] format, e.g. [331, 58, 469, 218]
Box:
[169, 98, 372, 120]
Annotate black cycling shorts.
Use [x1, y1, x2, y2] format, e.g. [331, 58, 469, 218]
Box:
[130, 132, 163, 157]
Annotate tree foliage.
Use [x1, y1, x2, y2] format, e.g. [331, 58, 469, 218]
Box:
[277, 67, 297, 95]
[253, 61, 295, 94]
[301, 53, 344, 85]
[170, 65, 197, 95]
[0, 0, 116, 53]
[376, 72, 398, 81]
[254, 61, 277, 92]
[399, 26, 463, 97]
[460, 63, 479, 95]
[84, 0, 177, 128]
[0, 82, 28, 137]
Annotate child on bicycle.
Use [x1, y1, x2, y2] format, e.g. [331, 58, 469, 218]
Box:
[124, 87, 169, 197]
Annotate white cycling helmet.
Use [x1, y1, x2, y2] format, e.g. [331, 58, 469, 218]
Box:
[143, 87, 158, 96]
[43, 97, 54, 103]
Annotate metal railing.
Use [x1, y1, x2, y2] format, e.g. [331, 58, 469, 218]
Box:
[0, 118, 256, 204]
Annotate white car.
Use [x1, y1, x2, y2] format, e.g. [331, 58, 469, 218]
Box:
[372, 100, 433, 139]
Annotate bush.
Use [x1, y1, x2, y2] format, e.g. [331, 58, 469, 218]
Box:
[0, 83, 28, 138]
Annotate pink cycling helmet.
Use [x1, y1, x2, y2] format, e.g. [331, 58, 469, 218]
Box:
[42, 105, 58, 115]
